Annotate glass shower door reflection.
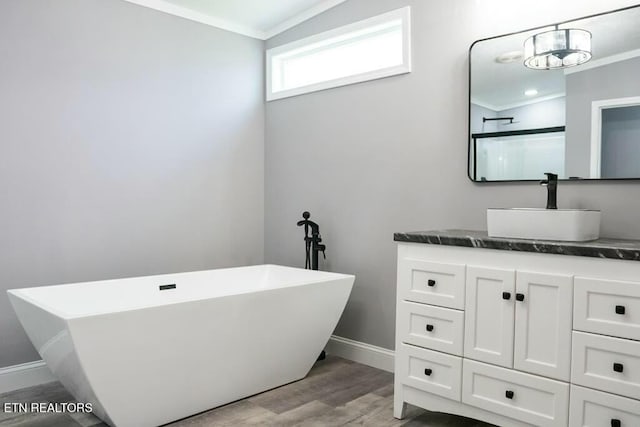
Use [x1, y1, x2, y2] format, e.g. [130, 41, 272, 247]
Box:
[474, 132, 566, 181]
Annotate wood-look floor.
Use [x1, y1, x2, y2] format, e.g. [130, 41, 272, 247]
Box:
[0, 356, 493, 427]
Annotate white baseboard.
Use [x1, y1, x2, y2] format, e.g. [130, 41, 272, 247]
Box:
[0, 360, 56, 394]
[325, 335, 395, 373]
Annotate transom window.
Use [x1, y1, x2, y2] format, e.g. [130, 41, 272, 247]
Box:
[266, 7, 411, 101]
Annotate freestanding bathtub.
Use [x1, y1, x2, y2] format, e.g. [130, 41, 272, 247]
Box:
[8, 264, 354, 427]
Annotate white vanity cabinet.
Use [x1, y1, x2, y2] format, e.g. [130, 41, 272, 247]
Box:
[394, 238, 640, 427]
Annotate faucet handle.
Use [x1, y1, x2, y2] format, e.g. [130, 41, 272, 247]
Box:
[317, 244, 326, 259]
[540, 172, 558, 185]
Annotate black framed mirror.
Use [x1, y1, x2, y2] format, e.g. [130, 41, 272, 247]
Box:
[468, 5, 640, 182]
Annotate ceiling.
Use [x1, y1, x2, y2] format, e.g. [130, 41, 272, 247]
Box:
[122, 0, 348, 40]
[472, 6, 640, 110]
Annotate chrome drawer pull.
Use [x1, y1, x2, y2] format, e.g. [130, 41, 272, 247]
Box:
[615, 305, 626, 315]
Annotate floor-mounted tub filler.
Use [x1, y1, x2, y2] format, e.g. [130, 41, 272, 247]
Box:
[8, 264, 354, 427]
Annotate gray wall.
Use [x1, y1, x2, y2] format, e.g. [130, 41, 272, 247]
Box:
[0, 0, 264, 367]
[470, 103, 497, 134]
[265, 0, 640, 351]
[602, 106, 640, 178]
[566, 56, 640, 178]
[498, 97, 565, 131]
[471, 98, 567, 134]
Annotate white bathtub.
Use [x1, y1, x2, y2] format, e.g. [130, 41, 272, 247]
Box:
[8, 264, 354, 427]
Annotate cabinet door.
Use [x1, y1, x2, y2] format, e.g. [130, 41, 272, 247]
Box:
[464, 266, 515, 368]
[514, 271, 573, 381]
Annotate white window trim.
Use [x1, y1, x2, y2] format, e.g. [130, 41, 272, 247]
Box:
[590, 96, 640, 178]
[266, 6, 411, 101]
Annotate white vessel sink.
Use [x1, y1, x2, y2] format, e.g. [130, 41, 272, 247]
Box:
[487, 208, 601, 242]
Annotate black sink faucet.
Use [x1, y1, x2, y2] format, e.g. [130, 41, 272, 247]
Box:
[540, 172, 558, 210]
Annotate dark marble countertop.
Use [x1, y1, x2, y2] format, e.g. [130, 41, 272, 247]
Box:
[394, 229, 640, 261]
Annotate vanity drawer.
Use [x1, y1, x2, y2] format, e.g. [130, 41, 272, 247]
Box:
[572, 331, 640, 400]
[574, 277, 640, 341]
[569, 385, 640, 427]
[398, 301, 464, 356]
[398, 259, 465, 309]
[462, 359, 569, 427]
[396, 343, 462, 401]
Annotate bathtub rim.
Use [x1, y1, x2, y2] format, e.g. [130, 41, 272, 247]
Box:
[7, 264, 355, 320]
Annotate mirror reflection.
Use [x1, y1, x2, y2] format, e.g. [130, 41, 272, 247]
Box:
[469, 5, 640, 182]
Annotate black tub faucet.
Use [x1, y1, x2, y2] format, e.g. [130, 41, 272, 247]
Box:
[540, 172, 558, 210]
[297, 211, 326, 270]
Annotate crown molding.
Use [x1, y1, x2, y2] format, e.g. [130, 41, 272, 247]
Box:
[564, 48, 640, 75]
[264, 0, 349, 40]
[495, 92, 566, 111]
[471, 98, 501, 112]
[120, 0, 349, 41]
[472, 92, 565, 112]
[120, 0, 265, 39]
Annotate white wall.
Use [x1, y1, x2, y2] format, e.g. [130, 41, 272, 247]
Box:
[264, 0, 640, 351]
[0, 0, 265, 368]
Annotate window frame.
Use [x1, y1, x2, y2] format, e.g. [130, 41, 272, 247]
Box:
[266, 6, 412, 101]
